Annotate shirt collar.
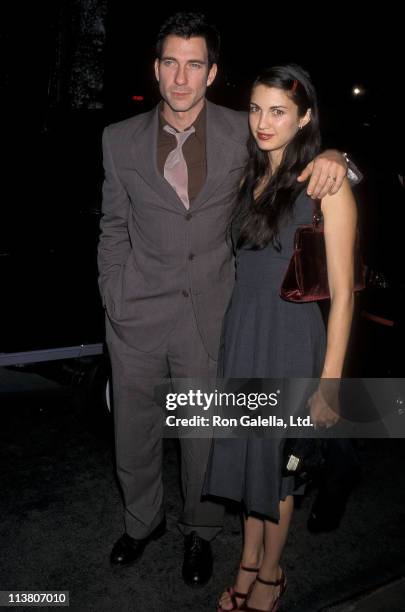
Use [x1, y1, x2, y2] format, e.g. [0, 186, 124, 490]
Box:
[158, 101, 206, 142]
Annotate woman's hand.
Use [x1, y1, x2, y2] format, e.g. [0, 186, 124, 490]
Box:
[297, 150, 347, 199]
[308, 382, 340, 430]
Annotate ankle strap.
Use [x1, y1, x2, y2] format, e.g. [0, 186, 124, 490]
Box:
[240, 565, 260, 573]
[256, 572, 284, 587]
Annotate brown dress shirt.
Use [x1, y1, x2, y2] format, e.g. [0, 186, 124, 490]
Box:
[157, 103, 207, 204]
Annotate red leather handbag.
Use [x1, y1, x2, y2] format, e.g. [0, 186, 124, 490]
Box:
[280, 199, 365, 303]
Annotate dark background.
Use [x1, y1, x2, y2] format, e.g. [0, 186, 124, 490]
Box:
[0, 2, 404, 355]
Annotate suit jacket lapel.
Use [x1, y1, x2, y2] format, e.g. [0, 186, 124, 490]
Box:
[130, 105, 185, 210]
[191, 100, 246, 211]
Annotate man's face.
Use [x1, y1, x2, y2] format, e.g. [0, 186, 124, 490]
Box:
[154, 35, 217, 114]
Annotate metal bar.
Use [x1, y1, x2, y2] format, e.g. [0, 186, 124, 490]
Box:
[0, 344, 104, 366]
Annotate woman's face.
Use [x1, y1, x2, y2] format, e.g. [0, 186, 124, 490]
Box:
[249, 84, 310, 161]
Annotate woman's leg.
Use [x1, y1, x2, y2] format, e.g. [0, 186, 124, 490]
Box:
[218, 515, 264, 610]
[245, 495, 293, 610]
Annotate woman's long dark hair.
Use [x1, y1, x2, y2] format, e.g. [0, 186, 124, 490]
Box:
[233, 64, 321, 251]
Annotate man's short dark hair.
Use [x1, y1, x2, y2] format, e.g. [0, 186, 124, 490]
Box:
[156, 12, 220, 68]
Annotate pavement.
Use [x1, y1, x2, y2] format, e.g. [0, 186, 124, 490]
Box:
[320, 576, 405, 611]
[1, 366, 404, 611]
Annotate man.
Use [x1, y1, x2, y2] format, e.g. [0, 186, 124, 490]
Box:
[97, 12, 349, 586]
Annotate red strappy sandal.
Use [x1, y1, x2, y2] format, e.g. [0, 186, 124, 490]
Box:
[240, 570, 287, 612]
[217, 565, 260, 611]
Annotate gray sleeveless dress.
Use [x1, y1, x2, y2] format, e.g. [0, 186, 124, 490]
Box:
[202, 189, 327, 522]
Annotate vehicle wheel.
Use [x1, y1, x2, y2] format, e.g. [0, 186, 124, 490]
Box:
[72, 356, 113, 440]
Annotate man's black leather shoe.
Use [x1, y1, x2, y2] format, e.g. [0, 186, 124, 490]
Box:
[110, 517, 166, 565]
[182, 531, 213, 586]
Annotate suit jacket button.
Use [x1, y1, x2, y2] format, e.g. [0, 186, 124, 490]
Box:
[185, 213, 192, 220]
[188, 253, 195, 260]
[182, 290, 189, 297]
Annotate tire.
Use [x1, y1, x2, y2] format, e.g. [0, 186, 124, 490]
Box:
[72, 355, 113, 440]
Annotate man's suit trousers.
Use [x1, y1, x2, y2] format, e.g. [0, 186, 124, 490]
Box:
[105, 300, 225, 541]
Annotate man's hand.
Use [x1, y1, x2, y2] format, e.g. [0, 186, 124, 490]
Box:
[297, 150, 347, 199]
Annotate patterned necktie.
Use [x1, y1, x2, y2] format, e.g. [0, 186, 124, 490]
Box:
[163, 124, 195, 209]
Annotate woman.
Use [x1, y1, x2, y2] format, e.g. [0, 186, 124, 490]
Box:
[202, 64, 357, 611]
